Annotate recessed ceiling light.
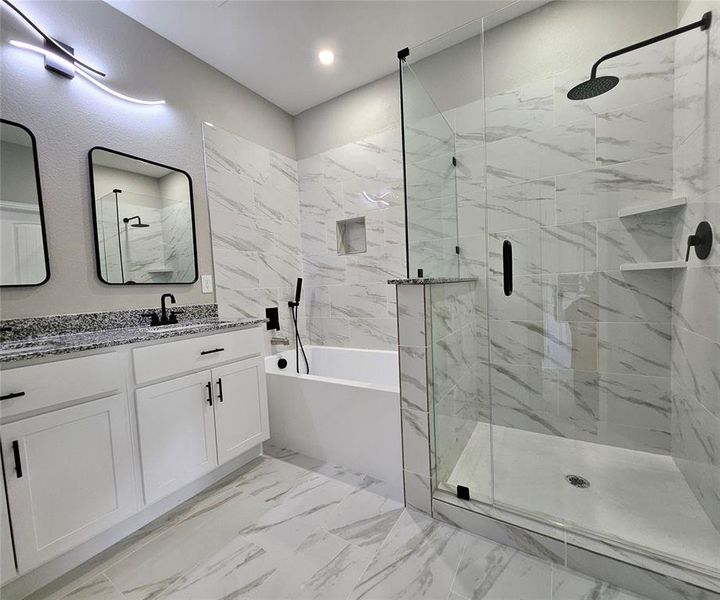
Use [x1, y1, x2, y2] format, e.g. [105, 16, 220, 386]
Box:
[318, 49, 335, 66]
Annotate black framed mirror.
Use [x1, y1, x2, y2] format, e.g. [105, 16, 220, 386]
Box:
[88, 147, 198, 285]
[0, 119, 50, 287]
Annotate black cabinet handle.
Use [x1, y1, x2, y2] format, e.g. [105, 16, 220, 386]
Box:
[503, 240, 513, 297]
[217, 378, 224, 402]
[205, 382, 213, 406]
[200, 348, 225, 356]
[11, 440, 22, 478]
[0, 391, 25, 401]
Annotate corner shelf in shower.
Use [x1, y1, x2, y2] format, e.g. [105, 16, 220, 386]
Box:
[617, 197, 687, 218]
[620, 260, 687, 272]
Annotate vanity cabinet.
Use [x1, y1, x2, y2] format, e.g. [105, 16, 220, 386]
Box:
[1, 393, 135, 571]
[0, 324, 267, 583]
[213, 356, 268, 465]
[135, 371, 218, 504]
[0, 474, 15, 583]
[136, 355, 269, 504]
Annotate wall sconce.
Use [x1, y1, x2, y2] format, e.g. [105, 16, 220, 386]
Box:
[3, 0, 166, 106]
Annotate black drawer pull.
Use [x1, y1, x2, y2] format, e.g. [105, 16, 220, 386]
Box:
[217, 378, 224, 402]
[0, 391, 25, 401]
[205, 382, 213, 406]
[12, 440, 22, 478]
[502, 240, 513, 297]
[200, 348, 225, 356]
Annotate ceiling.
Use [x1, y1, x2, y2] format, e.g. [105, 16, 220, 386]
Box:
[104, 0, 525, 115]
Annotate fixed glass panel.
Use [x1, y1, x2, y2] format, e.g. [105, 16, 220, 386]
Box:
[401, 62, 459, 279]
[89, 148, 197, 285]
[0, 120, 50, 286]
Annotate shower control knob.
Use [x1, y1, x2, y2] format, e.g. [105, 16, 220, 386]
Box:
[685, 221, 713, 261]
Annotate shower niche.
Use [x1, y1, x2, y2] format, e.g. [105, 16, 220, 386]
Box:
[89, 148, 198, 285]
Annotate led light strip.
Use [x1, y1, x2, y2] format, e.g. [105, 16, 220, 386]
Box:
[10, 41, 166, 105]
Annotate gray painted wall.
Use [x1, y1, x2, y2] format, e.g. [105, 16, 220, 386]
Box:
[0, 0, 295, 318]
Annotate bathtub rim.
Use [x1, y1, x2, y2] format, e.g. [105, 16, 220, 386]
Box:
[265, 345, 400, 394]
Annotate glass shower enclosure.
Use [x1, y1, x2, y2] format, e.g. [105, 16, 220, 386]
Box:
[401, 0, 719, 588]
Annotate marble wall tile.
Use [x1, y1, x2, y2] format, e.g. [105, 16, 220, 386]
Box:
[348, 318, 397, 350]
[402, 472, 432, 515]
[397, 285, 426, 347]
[485, 77, 554, 143]
[556, 271, 672, 324]
[540, 223, 597, 274]
[204, 124, 270, 186]
[672, 325, 720, 418]
[671, 381, 720, 533]
[598, 322, 671, 377]
[454, 99, 485, 152]
[401, 409, 430, 477]
[672, 267, 720, 344]
[329, 283, 388, 319]
[306, 317, 349, 347]
[556, 155, 673, 224]
[399, 346, 428, 412]
[486, 178, 555, 234]
[596, 96, 673, 165]
[596, 215, 673, 270]
[486, 118, 595, 189]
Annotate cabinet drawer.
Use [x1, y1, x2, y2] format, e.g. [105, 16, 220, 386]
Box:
[132, 327, 263, 385]
[0, 353, 122, 419]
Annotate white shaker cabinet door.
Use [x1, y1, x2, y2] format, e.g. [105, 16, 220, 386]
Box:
[135, 370, 218, 504]
[0, 468, 16, 584]
[212, 357, 269, 465]
[1, 394, 136, 572]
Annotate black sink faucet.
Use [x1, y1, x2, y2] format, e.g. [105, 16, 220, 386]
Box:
[160, 293, 176, 325]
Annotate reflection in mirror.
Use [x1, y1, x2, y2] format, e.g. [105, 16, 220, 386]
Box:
[0, 119, 50, 286]
[89, 148, 198, 285]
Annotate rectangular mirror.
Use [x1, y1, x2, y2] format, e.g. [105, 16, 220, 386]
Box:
[0, 119, 50, 286]
[89, 147, 198, 285]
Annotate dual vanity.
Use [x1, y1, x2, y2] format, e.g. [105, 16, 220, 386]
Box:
[0, 305, 268, 587]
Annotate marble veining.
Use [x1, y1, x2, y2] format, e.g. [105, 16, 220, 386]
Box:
[35, 450, 650, 600]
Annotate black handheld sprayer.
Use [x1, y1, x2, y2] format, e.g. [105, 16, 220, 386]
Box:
[288, 278, 309, 374]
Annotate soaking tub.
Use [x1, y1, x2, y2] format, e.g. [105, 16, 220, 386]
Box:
[265, 346, 402, 490]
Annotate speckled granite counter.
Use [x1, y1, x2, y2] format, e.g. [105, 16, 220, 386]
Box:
[388, 277, 477, 285]
[0, 304, 266, 364]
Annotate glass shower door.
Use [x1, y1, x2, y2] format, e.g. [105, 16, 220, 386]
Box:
[401, 61, 459, 280]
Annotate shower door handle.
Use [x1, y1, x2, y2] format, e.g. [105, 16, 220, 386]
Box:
[503, 240, 513, 296]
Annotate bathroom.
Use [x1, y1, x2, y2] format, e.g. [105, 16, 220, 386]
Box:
[0, 0, 718, 598]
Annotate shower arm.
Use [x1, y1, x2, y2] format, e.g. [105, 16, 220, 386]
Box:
[589, 11, 711, 79]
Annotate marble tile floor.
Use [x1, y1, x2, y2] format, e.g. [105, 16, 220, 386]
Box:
[442, 423, 720, 574]
[34, 446, 649, 600]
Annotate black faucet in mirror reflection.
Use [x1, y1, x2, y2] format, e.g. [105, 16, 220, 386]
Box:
[142, 293, 184, 327]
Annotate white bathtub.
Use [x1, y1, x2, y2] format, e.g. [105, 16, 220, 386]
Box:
[265, 346, 402, 490]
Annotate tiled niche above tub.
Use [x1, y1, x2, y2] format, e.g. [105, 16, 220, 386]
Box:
[336, 216, 367, 255]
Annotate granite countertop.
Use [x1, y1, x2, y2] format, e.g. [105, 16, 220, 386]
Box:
[388, 277, 478, 285]
[0, 318, 266, 364]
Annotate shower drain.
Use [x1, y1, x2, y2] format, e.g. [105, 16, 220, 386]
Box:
[565, 474, 590, 489]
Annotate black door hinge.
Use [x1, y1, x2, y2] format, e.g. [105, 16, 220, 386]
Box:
[457, 485, 470, 500]
[455, 246, 460, 255]
[452, 156, 457, 167]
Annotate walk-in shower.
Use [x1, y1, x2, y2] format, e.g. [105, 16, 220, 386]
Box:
[397, 0, 719, 595]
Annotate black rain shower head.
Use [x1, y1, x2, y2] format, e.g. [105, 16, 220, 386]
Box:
[567, 75, 619, 101]
[123, 215, 150, 228]
[567, 11, 711, 101]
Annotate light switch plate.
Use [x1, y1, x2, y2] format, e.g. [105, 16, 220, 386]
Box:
[201, 275, 214, 294]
